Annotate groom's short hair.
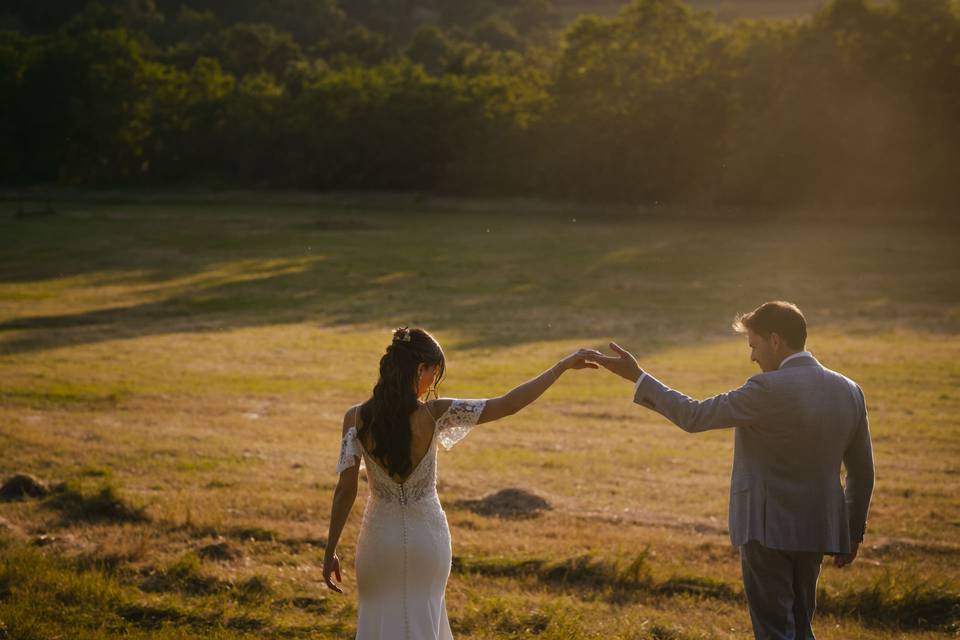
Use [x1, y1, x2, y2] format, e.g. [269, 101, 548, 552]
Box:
[733, 301, 807, 350]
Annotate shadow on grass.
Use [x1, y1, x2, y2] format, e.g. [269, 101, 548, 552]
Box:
[140, 553, 223, 596]
[0, 387, 129, 409]
[454, 552, 960, 631]
[3, 199, 956, 356]
[0, 537, 342, 638]
[43, 480, 148, 525]
[140, 552, 273, 603]
[117, 602, 216, 631]
[452, 597, 551, 636]
[451, 593, 702, 639]
[453, 551, 656, 602]
[819, 574, 960, 632]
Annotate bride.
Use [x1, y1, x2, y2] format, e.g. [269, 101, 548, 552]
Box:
[323, 327, 595, 639]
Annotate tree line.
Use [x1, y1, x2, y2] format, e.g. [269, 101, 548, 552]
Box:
[2, 0, 959, 208]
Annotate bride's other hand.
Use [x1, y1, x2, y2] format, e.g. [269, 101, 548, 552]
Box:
[323, 552, 344, 593]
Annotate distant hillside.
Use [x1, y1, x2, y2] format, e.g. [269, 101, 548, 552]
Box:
[555, 0, 827, 21]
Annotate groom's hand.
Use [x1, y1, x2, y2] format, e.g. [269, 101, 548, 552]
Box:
[585, 342, 644, 383]
[834, 542, 860, 568]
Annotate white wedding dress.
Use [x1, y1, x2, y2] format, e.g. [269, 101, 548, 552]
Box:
[336, 399, 486, 640]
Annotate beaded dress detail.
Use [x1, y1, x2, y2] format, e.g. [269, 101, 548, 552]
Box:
[336, 399, 486, 640]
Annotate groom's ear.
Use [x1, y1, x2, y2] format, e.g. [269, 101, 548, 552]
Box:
[769, 332, 782, 351]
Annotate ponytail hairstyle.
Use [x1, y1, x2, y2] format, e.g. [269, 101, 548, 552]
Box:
[359, 327, 445, 478]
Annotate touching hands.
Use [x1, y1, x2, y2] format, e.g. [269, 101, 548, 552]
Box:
[583, 342, 644, 383]
[323, 552, 344, 593]
[562, 349, 601, 371]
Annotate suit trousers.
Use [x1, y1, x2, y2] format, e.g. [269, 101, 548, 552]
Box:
[740, 541, 824, 640]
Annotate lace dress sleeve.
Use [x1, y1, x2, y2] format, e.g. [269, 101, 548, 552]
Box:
[336, 426, 362, 474]
[436, 399, 486, 450]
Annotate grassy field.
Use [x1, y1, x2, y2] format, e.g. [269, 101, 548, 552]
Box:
[1, 194, 958, 639]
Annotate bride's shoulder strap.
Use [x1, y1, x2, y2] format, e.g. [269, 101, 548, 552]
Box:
[343, 404, 361, 433]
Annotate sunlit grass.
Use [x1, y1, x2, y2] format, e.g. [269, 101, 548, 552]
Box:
[0, 195, 958, 638]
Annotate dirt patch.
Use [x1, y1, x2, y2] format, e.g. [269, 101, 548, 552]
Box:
[454, 488, 552, 519]
[868, 537, 960, 558]
[0, 474, 50, 500]
[198, 540, 241, 562]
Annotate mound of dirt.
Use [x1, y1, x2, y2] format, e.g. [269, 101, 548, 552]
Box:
[0, 474, 49, 500]
[198, 540, 241, 562]
[455, 488, 552, 519]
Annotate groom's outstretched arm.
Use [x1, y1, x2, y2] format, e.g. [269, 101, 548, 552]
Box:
[588, 343, 770, 433]
[636, 370, 770, 433]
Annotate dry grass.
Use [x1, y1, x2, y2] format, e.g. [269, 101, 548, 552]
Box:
[0, 194, 958, 638]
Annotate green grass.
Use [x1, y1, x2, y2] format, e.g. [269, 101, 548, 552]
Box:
[0, 535, 344, 639]
[42, 479, 149, 525]
[455, 552, 653, 592]
[820, 575, 960, 632]
[0, 193, 958, 639]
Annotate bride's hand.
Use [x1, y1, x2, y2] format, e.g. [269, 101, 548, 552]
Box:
[581, 342, 643, 383]
[323, 552, 344, 593]
[561, 349, 600, 371]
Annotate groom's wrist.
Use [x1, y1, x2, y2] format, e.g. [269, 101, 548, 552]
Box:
[633, 370, 647, 389]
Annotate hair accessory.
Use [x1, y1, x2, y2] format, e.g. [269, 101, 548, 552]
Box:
[393, 327, 412, 343]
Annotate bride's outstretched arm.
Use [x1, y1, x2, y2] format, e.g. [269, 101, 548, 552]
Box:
[478, 349, 597, 424]
[323, 408, 360, 593]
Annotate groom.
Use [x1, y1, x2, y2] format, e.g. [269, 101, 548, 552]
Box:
[587, 301, 875, 640]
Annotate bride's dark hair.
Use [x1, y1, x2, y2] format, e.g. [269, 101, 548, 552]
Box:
[359, 327, 445, 478]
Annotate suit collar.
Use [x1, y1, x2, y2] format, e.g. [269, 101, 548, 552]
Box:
[779, 352, 819, 369]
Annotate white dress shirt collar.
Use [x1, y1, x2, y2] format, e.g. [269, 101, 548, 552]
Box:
[779, 351, 812, 369]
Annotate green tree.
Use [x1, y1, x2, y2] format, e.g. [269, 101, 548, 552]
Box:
[511, 0, 561, 35]
[407, 25, 456, 74]
[4, 0, 88, 32]
[16, 29, 158, 183]
[252, 0, 346, 44]
[472, 15, 523, 51]
[209, 22, 303, 79]
[0, 32, 32, 182]
[546, 0, 728, 201]
[145, 56, 235, 183]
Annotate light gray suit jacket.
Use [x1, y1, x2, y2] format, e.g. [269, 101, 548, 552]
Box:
[634, 354, 874, 554]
